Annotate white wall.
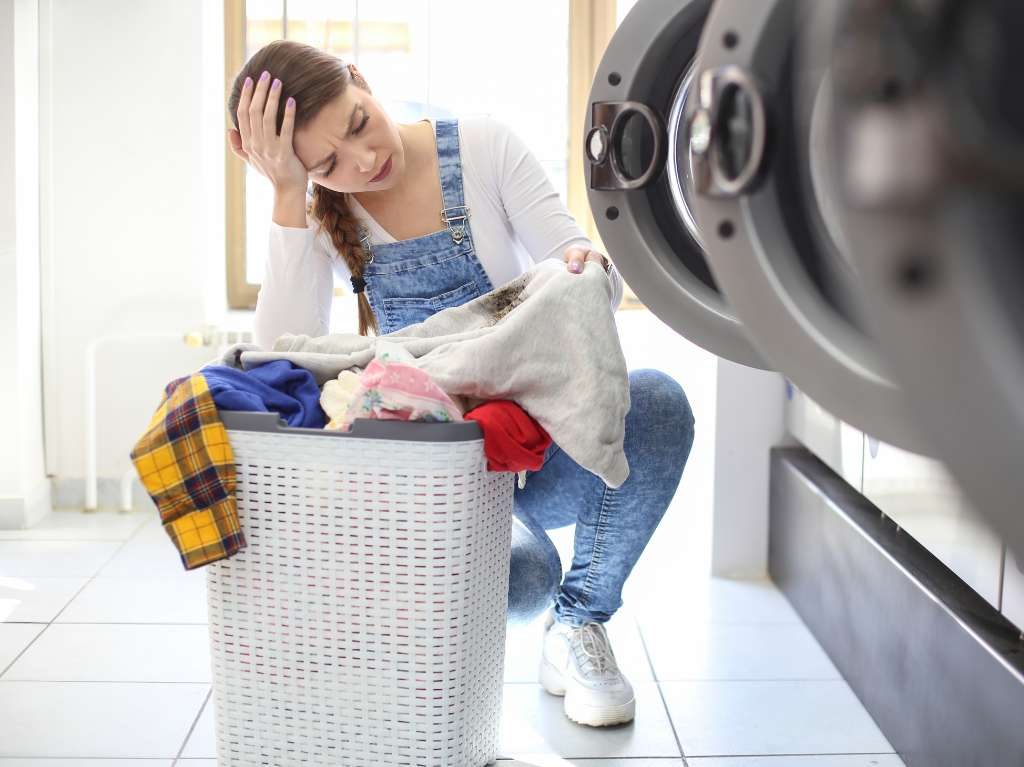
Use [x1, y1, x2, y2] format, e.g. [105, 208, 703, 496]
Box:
[0, 0, 50, 527]
[616, 0, 641, 26]
[0, 0, 18, 496]
[710, 360, 786, 576]
[39, 0, 227, 486]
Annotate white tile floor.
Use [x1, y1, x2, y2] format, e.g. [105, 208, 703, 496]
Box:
[0, 508, 904, 766]
[0, 315, 904, 765]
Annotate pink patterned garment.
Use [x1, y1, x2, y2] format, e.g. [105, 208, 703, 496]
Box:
[337, 358, 464, 431]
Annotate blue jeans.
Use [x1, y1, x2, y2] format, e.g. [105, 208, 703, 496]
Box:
[346, 120, 695, 628]
[507, 368, 695, 626]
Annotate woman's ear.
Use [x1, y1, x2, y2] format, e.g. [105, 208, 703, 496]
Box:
[227, 128, 248, 161]
[348, 63, 371, 93]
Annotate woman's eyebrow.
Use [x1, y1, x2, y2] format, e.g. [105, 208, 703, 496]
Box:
[307, 105, 360, 171]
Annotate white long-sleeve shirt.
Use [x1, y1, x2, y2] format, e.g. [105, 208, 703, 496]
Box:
[253, 115, 624, 350]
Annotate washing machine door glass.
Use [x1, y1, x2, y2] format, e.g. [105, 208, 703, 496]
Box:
[684, 0, 931, 454]
[829, 0, 1024, 555]
[587, 0, 768, 369]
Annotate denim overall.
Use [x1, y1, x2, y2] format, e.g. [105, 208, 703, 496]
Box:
[360, 120, 493, 334]
[357, 119, 695, 627]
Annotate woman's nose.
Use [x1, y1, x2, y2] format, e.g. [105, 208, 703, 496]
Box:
[356, 152, 377, 175]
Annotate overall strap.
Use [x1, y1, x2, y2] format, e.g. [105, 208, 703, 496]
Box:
[434, 119, 470, 244]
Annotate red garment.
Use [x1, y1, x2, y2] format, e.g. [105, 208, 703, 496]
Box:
[463, 400, 552, 472]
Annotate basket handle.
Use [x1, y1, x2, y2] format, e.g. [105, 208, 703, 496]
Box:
[218, 410, 483, 442]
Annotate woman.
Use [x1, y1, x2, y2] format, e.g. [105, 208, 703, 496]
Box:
[226, 40, 695, 728]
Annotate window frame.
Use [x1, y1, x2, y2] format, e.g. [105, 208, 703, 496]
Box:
[225, 0, 256, 309]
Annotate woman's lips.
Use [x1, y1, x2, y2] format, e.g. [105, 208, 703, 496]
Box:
[370, 156, 393, 182]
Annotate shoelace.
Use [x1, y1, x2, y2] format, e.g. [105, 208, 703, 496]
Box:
[572, 622, 620, 676]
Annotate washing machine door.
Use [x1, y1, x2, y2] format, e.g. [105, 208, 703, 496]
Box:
[586, 0, 768, 369]
[681, 0, 932, 455]
[829, 0, 1024, 554]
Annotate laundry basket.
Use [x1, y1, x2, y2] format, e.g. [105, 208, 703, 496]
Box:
[206, 411, 515, 767]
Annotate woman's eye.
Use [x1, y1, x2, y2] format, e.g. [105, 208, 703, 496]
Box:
[314, 113, 366, 176]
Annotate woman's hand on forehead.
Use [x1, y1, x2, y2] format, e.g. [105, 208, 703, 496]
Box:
[228, 70, 308, 195]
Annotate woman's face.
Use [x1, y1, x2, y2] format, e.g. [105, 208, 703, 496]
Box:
[292, 77, 405, 194]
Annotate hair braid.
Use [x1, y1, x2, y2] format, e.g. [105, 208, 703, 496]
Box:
[310, 186, 379, 336]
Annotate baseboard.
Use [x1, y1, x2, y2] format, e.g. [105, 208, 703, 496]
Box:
[769, 446, 1024, 767]
[50, 476, 155, 513]
[0, 477, 52, 529]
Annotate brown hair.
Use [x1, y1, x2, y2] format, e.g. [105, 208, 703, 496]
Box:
[227, 40, 379, 335]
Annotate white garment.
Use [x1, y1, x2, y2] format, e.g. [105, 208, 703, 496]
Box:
[255, 115, 625, 351]
[320, 371, 362, 430]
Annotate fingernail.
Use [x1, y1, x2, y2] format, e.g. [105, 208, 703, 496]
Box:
[569, 261, 582, 273]
[259, 71, 270, 82]
[271, 78, 281, 90]
[243, 76, 252, 88]
[286, 97, 295, 109]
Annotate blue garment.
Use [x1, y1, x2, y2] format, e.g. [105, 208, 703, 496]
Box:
[359, 119, 694, 626]
[510, 369, 694, 626]
[201, 360, 326, 429]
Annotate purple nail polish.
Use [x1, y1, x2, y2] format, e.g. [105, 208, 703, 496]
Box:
[287, 97, 295, 108]
[271, 78, 281, 90]
[569, 261, 582, 273]
[244, 76, 252, 88]
[260, 71, 270, 82]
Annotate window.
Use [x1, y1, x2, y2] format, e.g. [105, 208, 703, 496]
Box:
[225, 1, 628, 310]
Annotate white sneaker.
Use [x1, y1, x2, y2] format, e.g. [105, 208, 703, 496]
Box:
[538, 609, 636, 726]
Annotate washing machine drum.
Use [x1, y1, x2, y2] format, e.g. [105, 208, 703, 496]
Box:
[828, 0, 1024, 555]
[688, 0, 944, 454]
[590, 0, 931, 454]
[585, 0, 767, 370]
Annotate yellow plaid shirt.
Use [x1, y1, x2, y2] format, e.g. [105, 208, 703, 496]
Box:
[130, 373, 245, 570]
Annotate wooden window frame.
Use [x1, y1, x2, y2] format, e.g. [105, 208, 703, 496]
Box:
[567, 0, 615, 257]
[225, 0, 256, 309]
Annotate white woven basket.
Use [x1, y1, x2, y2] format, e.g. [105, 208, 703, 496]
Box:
[206, 412, 514, 767]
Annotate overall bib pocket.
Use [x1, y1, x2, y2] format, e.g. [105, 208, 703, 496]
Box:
[381, 280, 480, 327]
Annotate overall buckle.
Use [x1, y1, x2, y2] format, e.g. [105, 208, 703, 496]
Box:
[357, 226, 374, 264]
[440, 205, 471, 244]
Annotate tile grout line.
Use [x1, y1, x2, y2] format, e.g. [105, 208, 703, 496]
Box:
[20, 620, 209, 625]
[3, 516, 215, 762]
[502, 675, 846, 685]
[0, 516, 154, 680]
[688, 751, 902, 759]
[0, 678, 210, 684]
[634, 610, 897, 763]
[173, 684, 213, 766]
[633, 612, 688, 762]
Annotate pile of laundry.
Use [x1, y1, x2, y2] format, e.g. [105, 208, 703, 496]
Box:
[131, 260, 630, 571]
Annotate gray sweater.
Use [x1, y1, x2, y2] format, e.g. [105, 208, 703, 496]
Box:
[221, 260, 631, 487]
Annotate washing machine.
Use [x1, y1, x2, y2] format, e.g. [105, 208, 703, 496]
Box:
[580, 0, 767, 370]
[587, 2, 1024, 763]
[586, 0, 929, 455]
[827, 0, 1024, 560]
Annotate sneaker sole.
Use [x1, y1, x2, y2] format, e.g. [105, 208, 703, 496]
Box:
[539, 659, 636, 727]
